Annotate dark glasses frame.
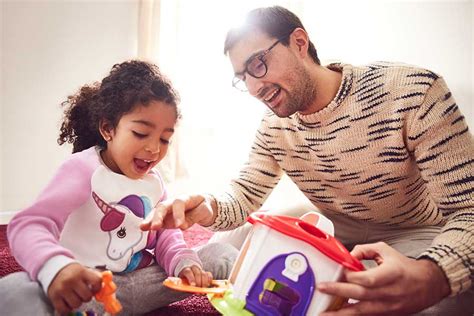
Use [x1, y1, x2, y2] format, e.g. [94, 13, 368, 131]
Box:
[232, 37, 285, 92]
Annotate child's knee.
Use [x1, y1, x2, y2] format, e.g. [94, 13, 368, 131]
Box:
[198, 242, 238, 279]
[0, 272, 54, 315]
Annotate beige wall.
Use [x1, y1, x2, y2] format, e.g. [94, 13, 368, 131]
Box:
[1, 1, 139, 223]
[0, 1, 4, 223]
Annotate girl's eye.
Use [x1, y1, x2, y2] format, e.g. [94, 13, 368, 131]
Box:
[160, 139, 170, 145]
[132, 131, 147, 138]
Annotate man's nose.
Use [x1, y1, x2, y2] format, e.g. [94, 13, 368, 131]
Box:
[246, 76, 264, 97]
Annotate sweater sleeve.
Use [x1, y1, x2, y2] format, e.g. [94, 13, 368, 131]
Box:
[154, 228, 201, 277]
[406, 77, 474, 295]
[208, 113, 284, 231]
[7, 154, 94, 280]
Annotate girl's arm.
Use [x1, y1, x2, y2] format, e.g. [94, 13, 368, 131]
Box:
[7, 152, 95, 282]
[154, 228, 202, 277]
[149, 172, 202, 276]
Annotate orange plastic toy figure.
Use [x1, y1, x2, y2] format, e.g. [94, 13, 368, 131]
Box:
[94, 271, 122, 315]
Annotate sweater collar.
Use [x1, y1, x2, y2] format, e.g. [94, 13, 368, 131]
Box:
[296, 63, 353, 125]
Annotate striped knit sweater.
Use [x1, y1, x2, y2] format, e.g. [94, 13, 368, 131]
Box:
[209, 62, 473, 295]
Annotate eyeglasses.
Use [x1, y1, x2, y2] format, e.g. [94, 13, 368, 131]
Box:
[232, 38, 283, 92]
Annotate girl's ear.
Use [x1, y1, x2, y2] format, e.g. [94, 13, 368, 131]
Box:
[99, 120, 114, 142]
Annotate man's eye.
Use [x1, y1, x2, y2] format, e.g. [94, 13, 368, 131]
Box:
[255, 59, 265, 69]
[255, 64, 265, 73]
[248, 58, 265, 73]
[132, 131, 147, 138]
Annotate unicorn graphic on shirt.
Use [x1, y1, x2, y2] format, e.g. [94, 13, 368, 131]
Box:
[92, 192, 156, 272]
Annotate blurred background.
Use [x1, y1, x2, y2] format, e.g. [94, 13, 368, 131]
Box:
[1, 0, 473, 223]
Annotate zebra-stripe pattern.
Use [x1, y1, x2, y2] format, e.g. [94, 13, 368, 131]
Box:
[210, 62, 473, 295]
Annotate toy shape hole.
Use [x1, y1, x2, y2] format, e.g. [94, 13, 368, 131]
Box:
[298, 220, 328, 239]
[300, 212, 320, 226]
[259, 278, 300, 316]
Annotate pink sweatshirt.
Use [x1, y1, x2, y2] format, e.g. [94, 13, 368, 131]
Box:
[7, 147, 201, 291]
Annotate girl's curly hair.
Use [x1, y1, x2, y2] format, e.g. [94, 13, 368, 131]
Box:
[58, 60, 181, 153]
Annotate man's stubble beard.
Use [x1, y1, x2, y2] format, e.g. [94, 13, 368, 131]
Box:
[275, 65, 316, 118]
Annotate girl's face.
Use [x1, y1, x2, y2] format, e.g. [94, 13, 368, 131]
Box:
[100, 100, 177, 179]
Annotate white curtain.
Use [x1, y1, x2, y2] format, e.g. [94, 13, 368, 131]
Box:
[137, 0, 189, 185]
[137, 0, 160, 60]
[137, 0, 291, 193]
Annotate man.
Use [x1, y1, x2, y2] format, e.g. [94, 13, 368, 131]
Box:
[141, 6, 474, 315]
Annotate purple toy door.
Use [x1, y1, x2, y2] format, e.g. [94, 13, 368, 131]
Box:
[245, 252, 315, 316]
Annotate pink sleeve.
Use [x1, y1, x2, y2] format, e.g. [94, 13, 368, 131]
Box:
[154, 228, 202, 276]
[150, 170, 200, 276]
[7, 153, 95, 280]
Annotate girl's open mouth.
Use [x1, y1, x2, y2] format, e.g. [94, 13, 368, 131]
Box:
[134, 158, 153, 172]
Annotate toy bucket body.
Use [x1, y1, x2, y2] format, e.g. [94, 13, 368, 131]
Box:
[229, 212, 363, 315]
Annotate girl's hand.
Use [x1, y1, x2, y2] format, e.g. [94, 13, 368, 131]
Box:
[178, 265, 213, 288]
[47, 263, 103, 314]
[140, 195, 216, 231]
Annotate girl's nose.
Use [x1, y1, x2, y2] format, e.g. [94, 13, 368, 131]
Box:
[145, 142, 160, 154]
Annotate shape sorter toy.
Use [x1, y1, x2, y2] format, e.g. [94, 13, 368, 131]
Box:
[224, 211, 364, 315]
[164, 211, 363, 316]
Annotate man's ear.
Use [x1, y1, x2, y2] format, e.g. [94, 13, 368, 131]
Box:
[291, 28, 310, 59]
[99, 120, 114, 142]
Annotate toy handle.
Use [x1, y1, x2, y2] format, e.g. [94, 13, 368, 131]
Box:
[300, 212, 334, 236]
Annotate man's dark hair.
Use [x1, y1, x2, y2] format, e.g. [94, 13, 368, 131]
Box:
[224, 6, 320, 65]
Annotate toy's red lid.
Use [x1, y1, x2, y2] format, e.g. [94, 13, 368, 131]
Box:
[248, 213, 364, 271]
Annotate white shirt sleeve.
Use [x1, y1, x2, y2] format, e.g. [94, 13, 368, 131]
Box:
[37, 255, 77, 294]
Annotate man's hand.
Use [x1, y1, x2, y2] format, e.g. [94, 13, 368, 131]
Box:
[178, 265, 213, 288]
[318, 242, 451, 315]
[47, 263, 102, 314]
[140, 195, 216, 231]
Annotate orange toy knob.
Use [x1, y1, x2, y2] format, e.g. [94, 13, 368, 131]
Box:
[94, 271, 122, 315]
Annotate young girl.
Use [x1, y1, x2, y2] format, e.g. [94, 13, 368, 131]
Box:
[1, 60, 237, 315]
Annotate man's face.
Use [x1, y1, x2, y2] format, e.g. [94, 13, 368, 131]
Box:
[228, 30, 316, 117]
